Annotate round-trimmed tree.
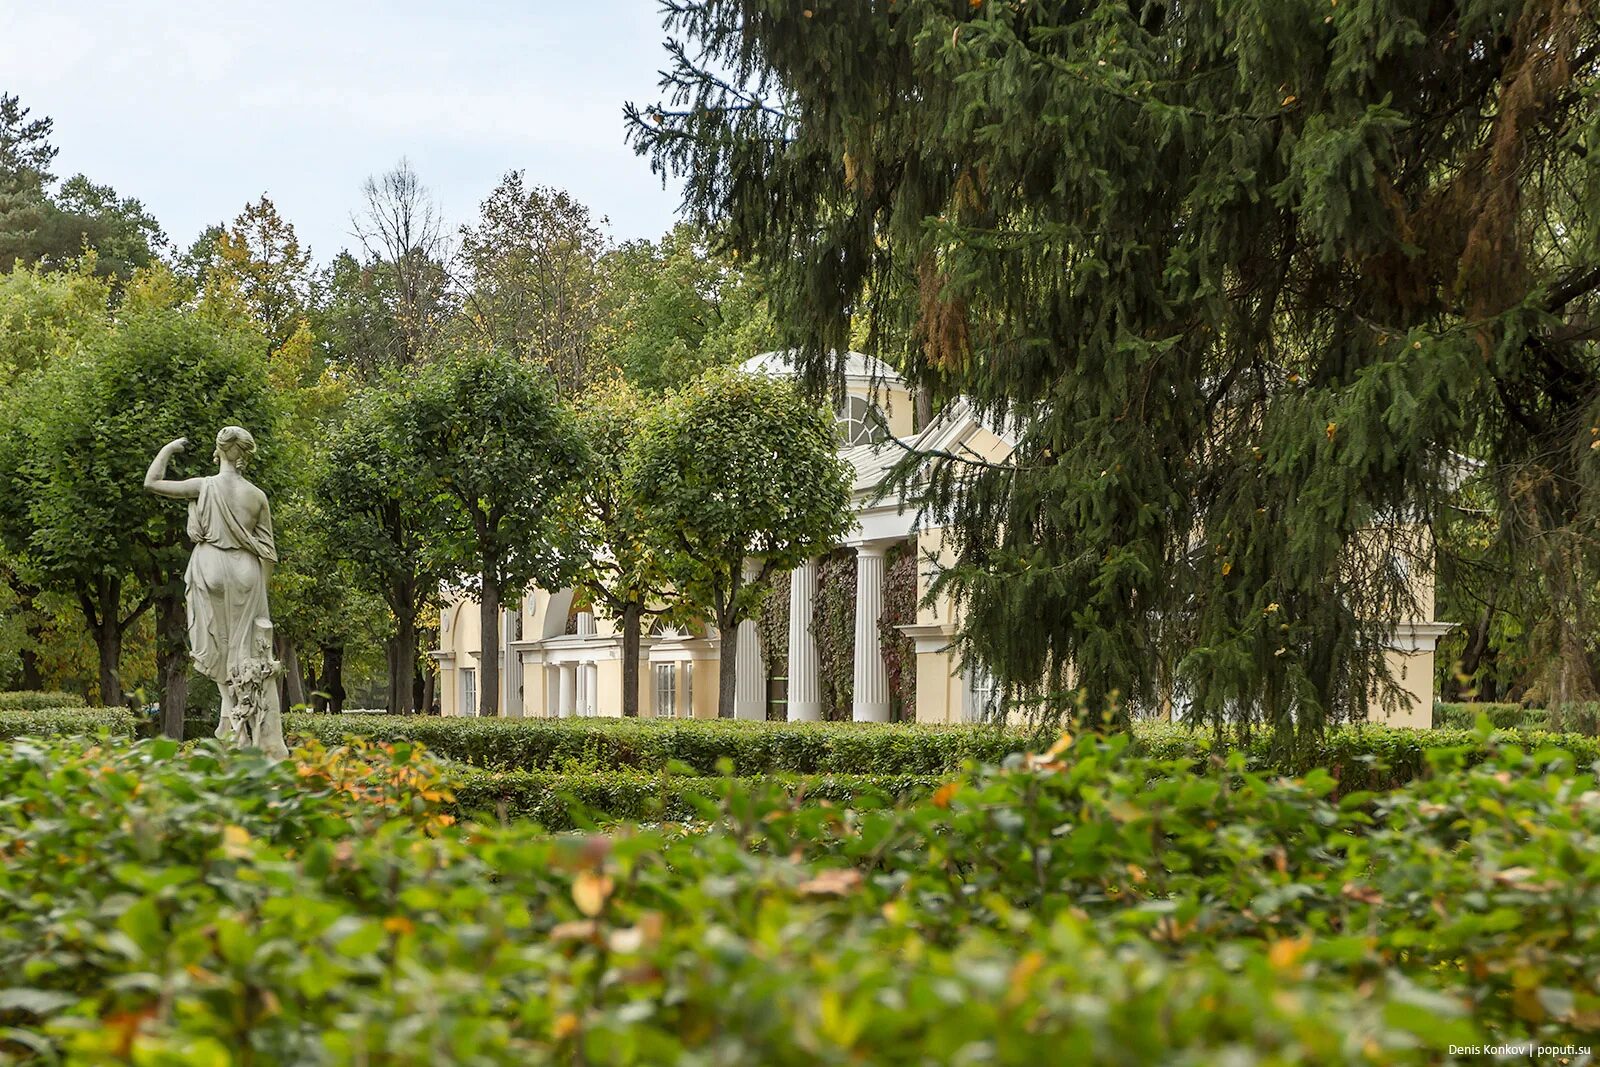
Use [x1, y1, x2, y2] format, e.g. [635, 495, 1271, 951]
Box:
[629, 366, 852, 718]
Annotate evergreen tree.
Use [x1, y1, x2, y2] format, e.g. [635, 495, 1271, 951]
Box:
[631, 1, 1600, 752]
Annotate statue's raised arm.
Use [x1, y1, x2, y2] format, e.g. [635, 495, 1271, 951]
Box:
[144, 437, 205, 499]
[147, 426, 288, 759]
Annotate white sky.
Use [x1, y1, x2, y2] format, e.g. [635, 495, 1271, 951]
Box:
[0, 1, 685, 261]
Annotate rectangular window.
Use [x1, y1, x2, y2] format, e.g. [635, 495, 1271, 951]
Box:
[965, 667, 998, 724]
[462, 668, 477, 717]
[655, 663, 677, 717]
[683, 661, 693, 717]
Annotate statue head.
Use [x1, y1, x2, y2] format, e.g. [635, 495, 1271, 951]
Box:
[213, 426, 257, 470]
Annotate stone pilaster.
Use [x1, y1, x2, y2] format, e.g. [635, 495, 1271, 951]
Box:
[734, 560, 766, 719]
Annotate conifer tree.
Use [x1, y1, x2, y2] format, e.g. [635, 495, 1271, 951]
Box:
[630, 0, 1600, 752]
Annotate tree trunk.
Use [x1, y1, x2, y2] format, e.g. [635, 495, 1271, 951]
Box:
[89, 574, 124, 708]
[17, 643, 43, 692]
[280, 639, 306, 710]
[155, 584, 188, 741]
[421, 666, 437, 716]
[913, 385, 933, 432]
[320, 645, 346, 714]
[94, 625, 121, 708]
[11, 580, 44, 691]
[717, 615, 738, 719]
[390, 609, 418, 715]
[621, 601, 643, 717]
[479, 578, 501, 716]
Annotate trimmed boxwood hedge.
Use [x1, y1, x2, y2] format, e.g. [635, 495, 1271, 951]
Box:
[0, 690, 84, 711]
[282, 713, 1028, 775]
[0, 705, 135, 741]
[449, 768, 937, 828]
[281, 712, 1600, 788]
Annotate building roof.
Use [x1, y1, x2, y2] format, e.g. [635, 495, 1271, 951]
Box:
[741, 349, 904, 384]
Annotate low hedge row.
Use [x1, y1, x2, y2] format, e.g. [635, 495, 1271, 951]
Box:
[449, 768, 937, 828]
[0, 690, 84, 711]
[0, 705, 134, 741]
[282, 713, 1027, 775]
[279, 712, 1600, 788]
[1434, 700, 1600, 734]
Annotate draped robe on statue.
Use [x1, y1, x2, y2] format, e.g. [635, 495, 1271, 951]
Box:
[185, 475, 289, 758]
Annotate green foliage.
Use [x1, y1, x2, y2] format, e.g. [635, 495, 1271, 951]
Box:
[449, 767, 932, 828]
[2, 727, 1598, 1060]
[0, 95, 164, 285]
[880, 542, 917, 721]
[0, 704, 134, 740]
[813, 549, 856, 719]
[597, 223, 777, 392]
[629, 1, 1600, 758]
[282, 713, 1022, 776]
[316, 384, 459, 712]
[0, 295, 277, 704]
[456, 171, 611, 393]
[386, 350, 589, 714]
[631, 366, 853, 715]
[0, 690, 81, 710]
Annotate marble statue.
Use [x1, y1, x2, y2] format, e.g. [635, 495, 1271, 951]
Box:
[144, 427, 289, 758]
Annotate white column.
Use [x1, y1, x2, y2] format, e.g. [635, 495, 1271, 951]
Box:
[576, 611, 596, 636]
[558, 664, 575, 718]
[787, 559, 822, 721]
[585, 663, 600, 716]
[852, 544, 891, 722]
[733, 617, 765, 720]
[733, 560, 766, 720]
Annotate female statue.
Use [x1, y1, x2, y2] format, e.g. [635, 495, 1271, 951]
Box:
[144, 427, 289, 758]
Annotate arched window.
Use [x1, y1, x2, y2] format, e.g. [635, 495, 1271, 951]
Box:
[837, 394, 886, 446]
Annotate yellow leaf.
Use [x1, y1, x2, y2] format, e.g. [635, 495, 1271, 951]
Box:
[1326, 422, 1338, 441]
[572, 871, 615, 917]
[1047, 731, 1076, 757]
[220, 825, 252, 860]
[552, 1012, 580, 1040]
[1268, 936, 1311, 971]
[1221, 561, 1233, 576]
[383, 916, 415, 936]
[1281, 94, 1296, 107]
[931, 781, 959, 809]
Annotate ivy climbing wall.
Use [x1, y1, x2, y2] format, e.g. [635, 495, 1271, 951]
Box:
[813, 550, 857, 721]
[880, 542, 917, 722]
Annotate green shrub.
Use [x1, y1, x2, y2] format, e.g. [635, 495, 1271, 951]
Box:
[0, 690, 84, 711]
[1433, 701, 1529, 730]
[449, 767, 936, 828]
[0, 704, 135, 740]
[1, 730, 1594, 1061]
[283, 713, 1029, 775]
[283, 713, 1600, 794]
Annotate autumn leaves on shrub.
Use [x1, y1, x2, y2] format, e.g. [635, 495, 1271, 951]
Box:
[1, 724, 1597, 1063]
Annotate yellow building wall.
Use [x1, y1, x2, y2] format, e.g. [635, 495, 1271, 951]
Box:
[1371, 648, 1434, 729]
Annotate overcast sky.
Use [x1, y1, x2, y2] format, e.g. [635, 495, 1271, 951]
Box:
[0, 1, 686, 261]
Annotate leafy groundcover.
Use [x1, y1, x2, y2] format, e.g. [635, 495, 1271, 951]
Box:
[0, 729, 1596, 1064]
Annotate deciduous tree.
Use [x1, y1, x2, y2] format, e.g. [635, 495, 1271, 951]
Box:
[630, 367, 852, 717]
[387, 351, 589, 716]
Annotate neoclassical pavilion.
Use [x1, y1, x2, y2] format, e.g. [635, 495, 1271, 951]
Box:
[434, 352, 1452, 726]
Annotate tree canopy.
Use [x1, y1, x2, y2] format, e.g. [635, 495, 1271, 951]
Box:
[631, 0, 1600, 750]
[630, 367, 853, 717]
